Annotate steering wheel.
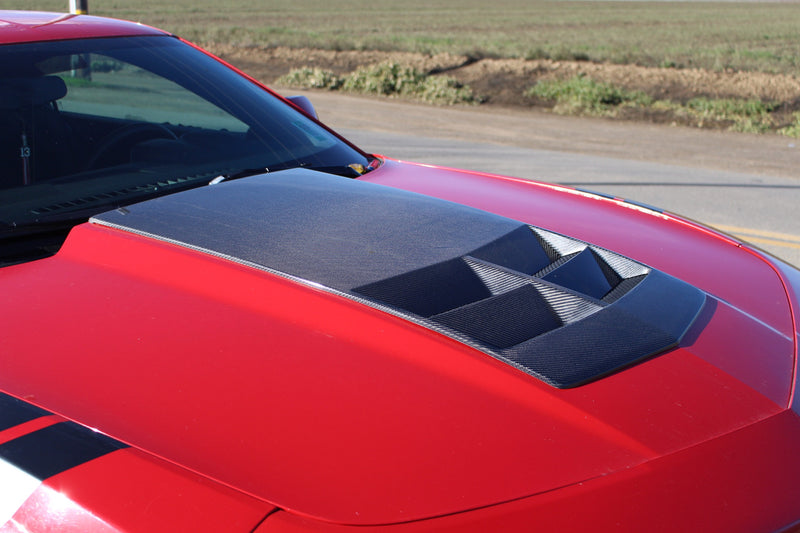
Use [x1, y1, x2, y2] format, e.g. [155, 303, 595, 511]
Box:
[85, 122, 178, 170]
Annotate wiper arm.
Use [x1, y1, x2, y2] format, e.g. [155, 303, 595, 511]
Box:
[211, 167, 270, 184]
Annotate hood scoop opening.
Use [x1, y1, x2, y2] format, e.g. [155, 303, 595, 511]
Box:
[353, 224, 704, 388]
[91, 168, 706, 388]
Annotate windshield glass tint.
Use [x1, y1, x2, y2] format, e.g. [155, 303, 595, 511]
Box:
[0, 35, 369, 230]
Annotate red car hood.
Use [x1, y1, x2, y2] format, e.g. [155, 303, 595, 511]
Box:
[0, 162, 794, 526]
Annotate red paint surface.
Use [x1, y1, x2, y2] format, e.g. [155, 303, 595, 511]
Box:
[0, 218, 792, 525]
[0, 415, 62, 446]
[261, 410, 800, 532]
[0, 11, 164, 44]
[42, 449, 271, 532]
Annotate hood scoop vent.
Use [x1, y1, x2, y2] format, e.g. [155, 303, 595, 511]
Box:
[91, 169, 706, 388]
[353, 224, 702, 387]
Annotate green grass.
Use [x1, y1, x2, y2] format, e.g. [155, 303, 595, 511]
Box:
[684, 97, 779, 132]
[527, 75, 788, 133]
[8, 0, 800, 76]
[526, 75, 652, 116]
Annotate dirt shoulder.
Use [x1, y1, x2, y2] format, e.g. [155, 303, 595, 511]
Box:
[211, 45, 799, 179]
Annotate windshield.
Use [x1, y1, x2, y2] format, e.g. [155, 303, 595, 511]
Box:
[0, 35, 372, 264]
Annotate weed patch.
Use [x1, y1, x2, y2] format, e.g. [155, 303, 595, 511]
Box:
[684, 97, 778, 133]
[779, 112, 800, 138]
[277, 67, 342, 90]
[342, 62, 426, 96]
[527, 75, 783, 133]
[279, 61, 479, 105]
[525, 76, 651, 117]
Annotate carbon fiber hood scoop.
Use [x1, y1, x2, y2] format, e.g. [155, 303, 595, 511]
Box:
[92, 169, 706, 387]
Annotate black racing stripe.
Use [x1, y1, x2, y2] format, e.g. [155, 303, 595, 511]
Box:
[0, 421, 127, 481]
[0, 392, 51, 432]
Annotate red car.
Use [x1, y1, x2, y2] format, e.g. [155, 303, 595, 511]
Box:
[1, 10, 799, 533]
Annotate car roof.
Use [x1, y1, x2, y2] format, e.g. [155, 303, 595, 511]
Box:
[0, 10, 167, 44]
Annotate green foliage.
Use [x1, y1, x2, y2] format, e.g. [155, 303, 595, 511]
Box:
[659, 59, 680, 69]
[686, 97, 777, 118]
[343, 62, 477, 104]
[277, 67, 342, 90]
[685, 97, 778, 133]
[527, 76, 783, 133]
[342, 62, 426, 96]
[526, 76, 651, 116]
[280, 62, 478, 105]
[414, 75, 481, 105]
[779, 113, 800, 138]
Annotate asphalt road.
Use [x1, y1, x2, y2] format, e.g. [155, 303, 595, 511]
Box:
[286, 90, 800, 267]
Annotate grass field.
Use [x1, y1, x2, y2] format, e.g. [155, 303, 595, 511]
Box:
[6, 0, 800, 76]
